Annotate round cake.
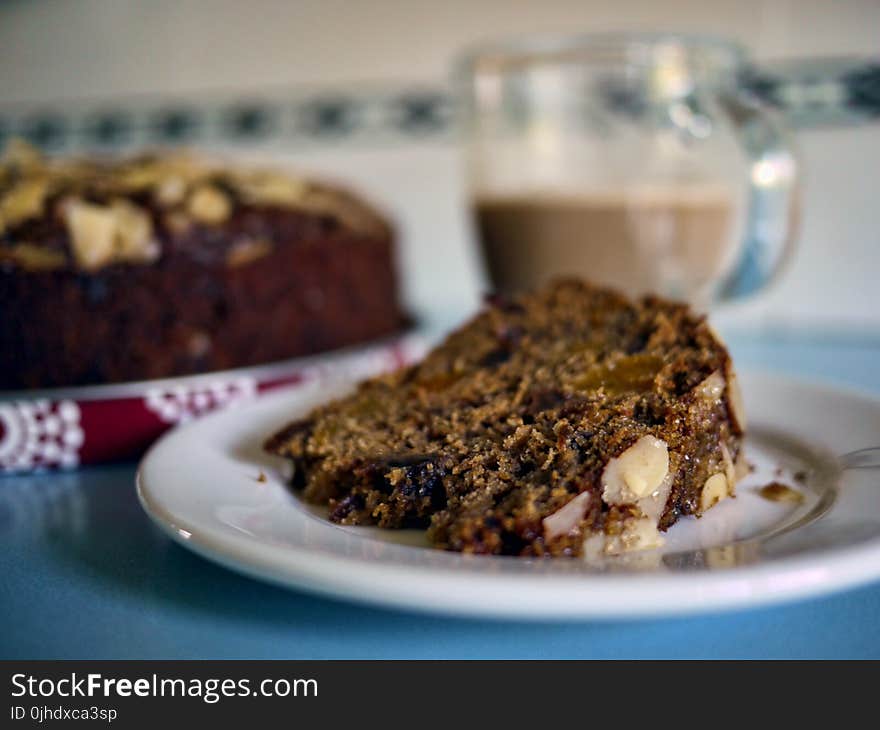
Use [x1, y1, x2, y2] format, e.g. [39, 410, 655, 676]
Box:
[0, 141, 406, 389]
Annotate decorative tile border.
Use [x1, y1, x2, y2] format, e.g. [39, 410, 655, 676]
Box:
[744, 59, 880, 128]
[0, 85, 456, 153]
[0, 66, 875, 154]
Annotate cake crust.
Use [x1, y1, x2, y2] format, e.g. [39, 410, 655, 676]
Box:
[266, 279, 745, 557]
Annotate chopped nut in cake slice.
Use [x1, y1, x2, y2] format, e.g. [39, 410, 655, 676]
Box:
[266, 279, 745, 557]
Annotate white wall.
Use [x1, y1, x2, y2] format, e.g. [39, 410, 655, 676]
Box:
[1, 0, 878, 332]
[1, 0, 878, 101]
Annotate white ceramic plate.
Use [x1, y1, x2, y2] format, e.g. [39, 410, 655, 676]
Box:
[137, 371, 880, 619]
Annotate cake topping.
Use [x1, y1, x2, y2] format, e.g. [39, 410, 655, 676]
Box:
[234, 170, 308, 206]
[225, 238, 274, 268]
[3, 137, 43, 169]
[695, 370, 725, 401]
[725, 363, 747, 433]
[719, 441, 737, 488]
[63, 200, 117, 270]
[62, 198, 159, 270]
[110, 199, 159, 262]
[0, 178, 50, 227]
[0, 242, 67, 271]
[0, 139, 387, 271]
[155, 175, 187, 206]
[542, 492, 592, 541]
[187, 184, 232, 224]
[700, 472, 730, 512]
[602, 435, 670, 504]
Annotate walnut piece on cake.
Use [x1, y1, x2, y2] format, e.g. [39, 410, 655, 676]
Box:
[266, 279, 745, 557]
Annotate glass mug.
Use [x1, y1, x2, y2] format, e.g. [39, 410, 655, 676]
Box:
[457, 33, 877, 307]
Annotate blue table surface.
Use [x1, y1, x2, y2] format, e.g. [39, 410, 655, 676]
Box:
[2, 334, 880, 659]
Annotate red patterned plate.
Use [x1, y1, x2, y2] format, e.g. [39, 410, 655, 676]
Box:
[0, 333, 426, 474]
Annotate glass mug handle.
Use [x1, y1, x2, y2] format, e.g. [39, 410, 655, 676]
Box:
[718, 56, 879, 300]
[717, 89, 800, 300]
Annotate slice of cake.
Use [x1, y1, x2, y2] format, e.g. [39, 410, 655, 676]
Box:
[266, 280, 746, 557]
